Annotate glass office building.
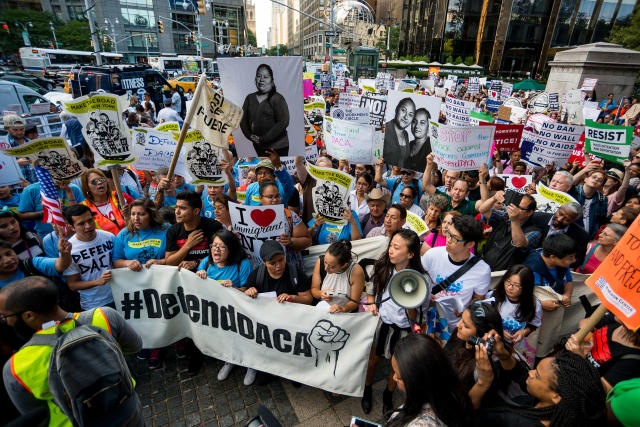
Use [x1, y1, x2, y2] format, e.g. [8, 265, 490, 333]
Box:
[399, 0, 638, 76]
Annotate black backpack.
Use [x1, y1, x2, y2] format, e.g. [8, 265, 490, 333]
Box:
[256, 261, 300, 289]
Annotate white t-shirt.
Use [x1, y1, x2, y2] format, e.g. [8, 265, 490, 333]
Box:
[495, 297, 543, 334]
[63, 230, 115, 309]
[157, 107, 182, 123]
[421, 246, 491, 328]
[378, 268, 431, 329]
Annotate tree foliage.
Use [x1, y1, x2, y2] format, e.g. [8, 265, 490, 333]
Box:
[247, 29, 256, 47]
[608, 5, 640, 50]
[0, 9, 91, 56]
[265, 44, 288, 56]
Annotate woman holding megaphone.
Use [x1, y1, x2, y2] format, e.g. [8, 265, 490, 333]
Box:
[361, 229, 429, 418]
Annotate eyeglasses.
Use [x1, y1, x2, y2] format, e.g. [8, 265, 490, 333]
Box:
[89, 178, 107, 186]
[0, 311, 24, 321]
[444, 229, 466, 243]
[505, 279, 522, 290]
[211, 244, 228, 251]
[399, 193, 413, 199]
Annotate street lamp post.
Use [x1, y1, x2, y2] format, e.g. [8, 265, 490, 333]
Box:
[183, 1, 204, 73]
[84, 0, 102, 65]
[15, 21, 33, 46]
[49, 22, 59, 49]
[104, 18, 119, 54]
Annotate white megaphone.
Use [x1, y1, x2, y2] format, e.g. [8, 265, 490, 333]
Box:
[388, 269, 431, 308]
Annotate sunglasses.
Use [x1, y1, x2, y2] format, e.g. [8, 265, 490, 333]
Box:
[89, 178, 107, 186]
[0, 311, 24, 321]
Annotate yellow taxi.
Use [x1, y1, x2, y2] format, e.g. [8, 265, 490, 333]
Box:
[167, 75, 198, 92]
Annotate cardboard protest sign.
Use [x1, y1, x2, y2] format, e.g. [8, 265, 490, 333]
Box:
[303, 79, 314, 97]
[534, 181, 579, 213]
[182, 130, 228, 185]
[131, 128, 190, 179]
[548, 93, 560, 112]
[403, 211, 428, 236]
[585, 120, 632, 164]
[498, 174, 533, 193]
[337, 92, 361, 109]
[585, 215, 640, 330]
[480, 123, 523, 152]
[306, 163, 353, 223]
[3, 137, 84, 181]
[581, 78, 598, 92]
[444, 96, 474, 126]
[497, 106, 512, 122]
[565, 90, 585, 125]
[191, 84, 243, 150]
[63, 93, 134, 166]
[468, 77, 480, 94]
[326, 118, 374, 165]
[383, 91, 440, 170]
[520, 122, 583, 168]
[330, 107, 369, 124]
[0, 151, 23, 186]
[430, 122, 495, 172]
[111, 266, 378, 396]
[218, 56, 304, 157]
[228, 201, 287, 266]
[359, 95, 387, 130]
[469, 110, 493, 126]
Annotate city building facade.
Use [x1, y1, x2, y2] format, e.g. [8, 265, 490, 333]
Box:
[40, 0, 248, 62]
[399, 0, 638, 77]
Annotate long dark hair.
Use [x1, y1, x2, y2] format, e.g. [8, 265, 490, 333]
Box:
[126, 198, 166, 235]
[206, 230, 247, 268]
[372, 229, 425, 298]
[0, 210, 31, 242]
[388, 335, 471, 427]
[493, 264, 536, 323]
[255, 63, 276, 96]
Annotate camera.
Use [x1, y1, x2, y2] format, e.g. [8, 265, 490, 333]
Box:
[468, 336, 496, 356]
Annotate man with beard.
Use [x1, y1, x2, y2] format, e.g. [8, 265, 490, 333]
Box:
[1, 276, 144, 426]
[383, 97, 416, 168]
[405, 108, 431, 172]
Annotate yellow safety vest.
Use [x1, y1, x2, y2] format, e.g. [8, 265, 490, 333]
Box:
[9, 308, 112, 427]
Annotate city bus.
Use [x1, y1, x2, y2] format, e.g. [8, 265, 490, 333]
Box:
[149, 55, 216, 75]
[19, 47, 124, 77]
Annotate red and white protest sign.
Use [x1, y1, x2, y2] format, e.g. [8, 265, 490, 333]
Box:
[581, 78, 598, 92]
[567, 134, 598, 167]
[480, 122, 524, 152]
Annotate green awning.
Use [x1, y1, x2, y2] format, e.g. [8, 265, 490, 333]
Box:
[513, 79, 546, 91]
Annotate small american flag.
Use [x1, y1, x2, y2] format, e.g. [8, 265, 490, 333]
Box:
[35, 166, 65, 226]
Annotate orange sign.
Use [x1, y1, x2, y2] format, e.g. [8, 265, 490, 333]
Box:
[428, 67, 440, 78]
[585, 215, 640, 331]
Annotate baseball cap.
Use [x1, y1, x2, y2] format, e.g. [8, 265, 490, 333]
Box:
[366, 188, 390, 205]
[606, 169, 624, 182]
[260, 240, 284, 262]
[3, 115, 24, 128]
[255, 159, 275, 172]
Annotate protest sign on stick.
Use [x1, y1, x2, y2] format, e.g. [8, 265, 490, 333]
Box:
[584, 120, 632, 164]
[326, 118, 374, 165]
[132, 128, 190, 178]
[2, 137, 85, 181]
[430, 122, 495, 172]
[520, 122, 583, 168]
[228, 201, 287, 267]
[584, 214, 640, 332]
[306, 163, 354, 223]
[191, 83, 243, 150]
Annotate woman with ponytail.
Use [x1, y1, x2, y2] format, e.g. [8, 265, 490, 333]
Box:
[310, 240, 365, 313]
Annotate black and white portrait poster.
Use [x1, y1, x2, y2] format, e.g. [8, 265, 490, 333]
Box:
[382, 91, 441, 172]
[218, 57, 304, 158]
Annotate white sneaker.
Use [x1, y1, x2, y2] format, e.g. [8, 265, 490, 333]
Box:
[244, 368, 257, 386]
[217, 362, 234, 381]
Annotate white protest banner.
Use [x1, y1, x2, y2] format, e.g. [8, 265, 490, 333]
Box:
[63, 93, 134, 166]
[520, 122, 583, 168]
[444, 96, 474, 126]
[0, 151, 23, 186]
[509, 106, 527, 124]
[111, 266, 378, 397]
[327, 118, 374, 165]
[131, 128, 190, 179]
[229, 201, 287, 266]
[403, 211, 428, 236]
[359, 95, 387, 130]
[501, 83, 513, 99]
[3, 137, 84, 181]
[565, 89, 585, 125]
[498, 174, 533, 194]
[534, 182, 579, 214]
[359, 78, 377, 93]
[468, 77, 480, 94]
[585, 120, 633, 164]
[192, 84, 243, 149]
[581, 78, 598, 91]
[182, 130, 228, 185]
[337, 92, 362, 109]
[583, 106, 600, 122]
[306, 163, 354, 222]
[330, 106, 370, 124]
[430, 122, 495, 172]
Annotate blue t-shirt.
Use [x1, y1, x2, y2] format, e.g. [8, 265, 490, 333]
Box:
[0, 257, 58, 288]
[385, 177, 422, 205]
[18, 183, 85, 238]
[233, 158, 259, 187]
[245, 180, 285, 206]
[196, 258, 252, 288]
[201, 193, 216, 219]
[0, 194, 21, 211]
[113, 227, 168, 264]
[307, 210, 363, 245]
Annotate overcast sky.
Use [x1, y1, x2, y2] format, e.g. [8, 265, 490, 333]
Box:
[255, 0, 272, 48]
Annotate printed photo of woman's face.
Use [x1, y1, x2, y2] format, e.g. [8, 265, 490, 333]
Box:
[255, 66, 274, 94]
[394, 99, 415, 129]
[411, 109, 429, 140]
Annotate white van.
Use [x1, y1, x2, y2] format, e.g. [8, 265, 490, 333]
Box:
[0, 80, 62, 137]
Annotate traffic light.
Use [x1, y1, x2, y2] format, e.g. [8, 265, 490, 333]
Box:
[185, 34, 189, 45]
[197, 0, 206, 15]
[2, 23, 9, 33]
[147, 34, 152, 44]
[90, 39, 95, 48]
[158, 20, 164, 33]
[103, 35, 108, 44]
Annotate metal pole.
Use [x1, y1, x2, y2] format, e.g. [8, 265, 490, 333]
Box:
[144, 35, 149, 60]
[196, 13, 204, 72]
[84, 0, 102, 65]
[112, 24, 118, 54]
[50, 22, 59, 49]
[329, 0, 334, 75]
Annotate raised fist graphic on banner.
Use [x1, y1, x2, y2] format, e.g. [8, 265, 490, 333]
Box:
[307, 320, 350, 375]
